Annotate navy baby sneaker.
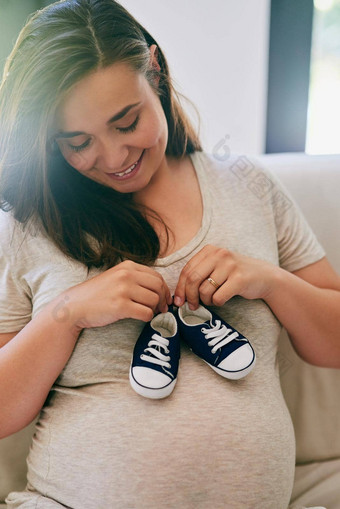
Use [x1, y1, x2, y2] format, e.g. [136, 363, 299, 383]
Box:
[177, 301, 255, 380]
[129, 309, 181, 399]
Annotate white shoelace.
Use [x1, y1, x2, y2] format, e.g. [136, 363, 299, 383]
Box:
[201, 320, 240, 354]
[140, 333, 171, 369]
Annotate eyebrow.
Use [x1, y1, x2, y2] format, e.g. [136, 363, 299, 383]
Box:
[55, 101, 142, 139]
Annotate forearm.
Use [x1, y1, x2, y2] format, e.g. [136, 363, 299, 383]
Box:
[265, 267, 340, 368]
[0, 292, 83, 439]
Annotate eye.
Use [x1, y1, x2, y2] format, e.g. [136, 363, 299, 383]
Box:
[117, 114, 140, 134]
[68, 139, 91, 153]
[64, 113, 140, 153]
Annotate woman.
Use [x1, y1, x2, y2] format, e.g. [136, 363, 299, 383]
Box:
[0, 0, 339, 507]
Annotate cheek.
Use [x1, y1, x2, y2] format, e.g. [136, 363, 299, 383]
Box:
[139, 110, 167, 147]
[63, 151, 95, 172]
[70, 153, 87, 170]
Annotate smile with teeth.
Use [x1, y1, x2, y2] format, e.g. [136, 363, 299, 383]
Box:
[113, 158, 139, 177]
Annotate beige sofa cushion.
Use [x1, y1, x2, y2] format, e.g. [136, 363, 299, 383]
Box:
[258, 153, 340, 464]
[279, 328, 340, 463]
[0, 419, 37, 502]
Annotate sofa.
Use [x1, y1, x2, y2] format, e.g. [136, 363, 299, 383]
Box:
[0, 152, 339, 508]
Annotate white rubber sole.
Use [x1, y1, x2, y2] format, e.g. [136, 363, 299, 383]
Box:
[129, 368, 177, 399]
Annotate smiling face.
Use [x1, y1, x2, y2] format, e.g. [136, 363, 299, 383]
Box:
[54, 61, 169, 194]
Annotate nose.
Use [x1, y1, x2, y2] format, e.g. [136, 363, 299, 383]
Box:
[95, 137, 129, 173]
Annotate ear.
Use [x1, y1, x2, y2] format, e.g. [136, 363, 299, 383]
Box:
[149, 44, 161, 73]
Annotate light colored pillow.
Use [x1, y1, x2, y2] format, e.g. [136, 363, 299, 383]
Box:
[278, 329, 340, 463]
[259, 152, 340, 464]
[0, 419, 37, 502]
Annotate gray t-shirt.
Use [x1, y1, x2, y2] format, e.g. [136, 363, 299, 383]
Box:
[2, 151, 325, 508]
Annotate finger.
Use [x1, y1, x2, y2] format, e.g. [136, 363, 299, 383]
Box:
[135, 272, 169, 313]
[195, 252, 238, 307]
[129, 285, 160, 312]
[211, 277, 239, 307]
[134, 264, 172, 307]
[184, 251, 230, 309]
[165, 285, 173, 306]
[174, 263, 204, 308]
[122, 301, 155, 322]
[174, 246, 217, 307]
[198, 275, 225, 306]
[176, 259, 217, 310]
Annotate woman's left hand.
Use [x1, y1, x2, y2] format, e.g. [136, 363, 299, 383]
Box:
[173, 244, 279, 310]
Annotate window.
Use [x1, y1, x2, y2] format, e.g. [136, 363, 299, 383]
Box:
[306, 0, 340, 154]
[265, 0, 314, 153]
[266, 0, 340, 154]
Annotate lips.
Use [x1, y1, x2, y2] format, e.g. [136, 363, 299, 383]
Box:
[108, 152, 144, 176]
[105, 150, 145, 181]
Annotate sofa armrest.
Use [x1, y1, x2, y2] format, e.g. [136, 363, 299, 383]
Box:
[257, 152, 340, 464]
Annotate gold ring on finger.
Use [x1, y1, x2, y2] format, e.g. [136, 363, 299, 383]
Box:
[207, 277, 221, 289]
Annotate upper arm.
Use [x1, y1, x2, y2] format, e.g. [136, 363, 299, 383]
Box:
[0, 330, 21, 348]
[292, 256, 340, 291]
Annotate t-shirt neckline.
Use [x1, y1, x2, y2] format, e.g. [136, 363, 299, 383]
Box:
[153, 151, 212, 268]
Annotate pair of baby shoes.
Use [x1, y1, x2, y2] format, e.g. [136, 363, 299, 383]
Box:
[129, 301, 256, 399]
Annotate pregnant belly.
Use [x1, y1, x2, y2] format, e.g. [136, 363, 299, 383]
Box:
[26, 357, 295, 509]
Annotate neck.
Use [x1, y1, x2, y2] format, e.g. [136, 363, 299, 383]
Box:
[133, 155, 183, 207]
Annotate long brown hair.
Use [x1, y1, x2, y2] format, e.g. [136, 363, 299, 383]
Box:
[0, 0, 202, 270]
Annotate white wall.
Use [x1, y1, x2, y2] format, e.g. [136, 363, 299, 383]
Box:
[0, 0, 271, 156]
[119, 0, 271, 156]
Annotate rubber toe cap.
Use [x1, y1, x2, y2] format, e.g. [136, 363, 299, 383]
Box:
[217, 343, 254, 372]
[131, 367, 172, 389]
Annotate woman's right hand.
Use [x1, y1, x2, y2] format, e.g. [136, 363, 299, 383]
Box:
[60, 260, 172, 330]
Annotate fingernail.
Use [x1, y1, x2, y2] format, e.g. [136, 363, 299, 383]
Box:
[174, 296, 182, 307]
[188, 303, 196, 310]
